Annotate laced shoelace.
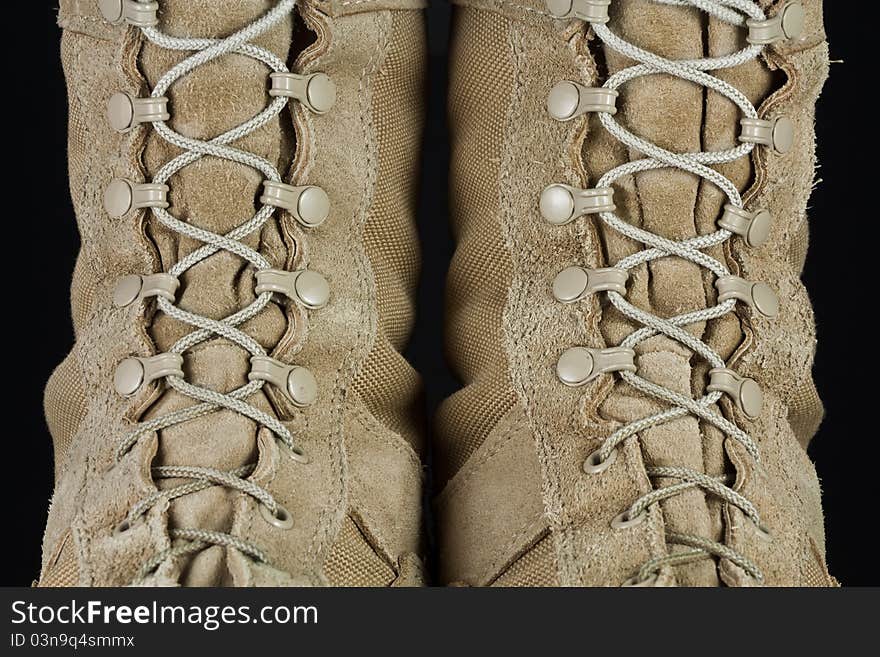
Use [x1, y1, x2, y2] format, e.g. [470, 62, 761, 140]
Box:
[112, 0, 305, 583]
[581, 0, 772, 584]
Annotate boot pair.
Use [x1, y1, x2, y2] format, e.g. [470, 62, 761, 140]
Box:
[40, 0, 834, 587]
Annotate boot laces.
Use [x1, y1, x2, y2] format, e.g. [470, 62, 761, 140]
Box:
[110, 0, 305, 583]
[581, 0, 773, 584]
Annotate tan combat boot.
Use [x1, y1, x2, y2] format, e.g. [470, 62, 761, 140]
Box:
[39, 0, 427, 587]
[437, 0, 835, 586]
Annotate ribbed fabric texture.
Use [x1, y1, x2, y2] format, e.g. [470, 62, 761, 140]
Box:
[322, 516, 396, 587]
[435, 7, 518, 484]
[39, 534, 79, 587]
[352, 10, 427, 454]
[44, 356, 87, 481]
[493, 535, 560, 587]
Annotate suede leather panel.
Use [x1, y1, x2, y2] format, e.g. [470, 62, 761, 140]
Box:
[575, 1, 829, 584]
[720, 33, 830, 586]
[42, 23, 169, 586]
[391, 553, 426, 586]
[584, 0, 829, 585]
[499, 15, 667, 587]
[590, 1, 724, 586]
[345, 395, 424, 564]
[218, 6, 427, 585]
[438, 4, 661, 587]
[733, 42, 828, 413]
[451, 0, 553, 22]
[436, 405, 547, 585]
[451, 0, 827, 49]
[57, 0, 121, 39]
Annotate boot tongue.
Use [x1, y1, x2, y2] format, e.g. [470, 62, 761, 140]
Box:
[137, 0, 294, 585]
[586, 0, 773, 585]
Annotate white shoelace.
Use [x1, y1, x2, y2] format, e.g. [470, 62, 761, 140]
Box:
[112, 0, 302, 582]
[584, 0, 770, 583]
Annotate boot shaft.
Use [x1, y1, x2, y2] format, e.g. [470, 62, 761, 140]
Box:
[41, 0, 428, 587]
[437, 0, 834, 586]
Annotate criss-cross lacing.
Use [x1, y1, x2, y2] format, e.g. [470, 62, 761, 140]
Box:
[572, 0, 778, 584]
[111, 0, 307, 583]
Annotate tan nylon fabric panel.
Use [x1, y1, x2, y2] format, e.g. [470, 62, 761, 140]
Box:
[435, 7, 518, 483]
[60, 26, 107, 343]
[44, 355, 88, 481]
[790, 220, 810, 273]
[59, 26, 98, 476]
[787, 217, 822, 454]
[801, 555, 829, 587]
[800, 539, 834, 587]
[787, 377, 824, 450]
[38, 535, 79, 587]
[352, 10, 426, 453]
[70, 253, 96, 336]
[492, 535, 559, 587]
[322, 516, 397, 586]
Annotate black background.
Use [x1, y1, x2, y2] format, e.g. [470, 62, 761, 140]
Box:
[7, 2, 873, 586]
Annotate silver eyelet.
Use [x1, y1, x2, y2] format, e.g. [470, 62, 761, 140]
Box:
[260, 503, 294, 530]
[582, 447, 617, 474]
[611, 509, 647, 530]
[622, 573, 659, 587]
